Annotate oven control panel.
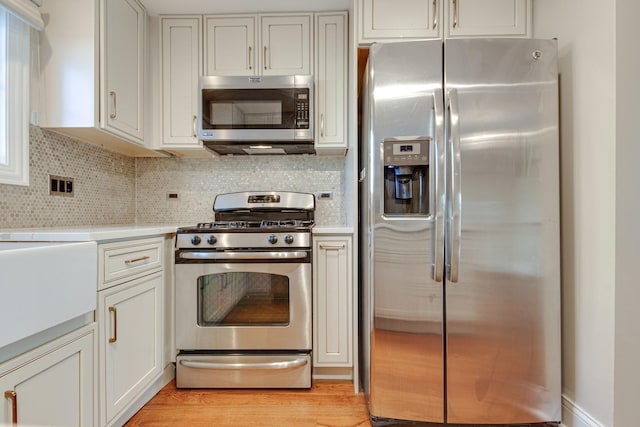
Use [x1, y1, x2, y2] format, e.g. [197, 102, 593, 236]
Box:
[176, 232, 311, 249]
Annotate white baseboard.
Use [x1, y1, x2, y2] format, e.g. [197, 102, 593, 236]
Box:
[562, 395, 606, 427]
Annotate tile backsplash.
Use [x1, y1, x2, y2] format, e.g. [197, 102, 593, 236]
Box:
[0, 126, 136, 228]
[135, 155, 346, 226]
[0, 127, 347, 228]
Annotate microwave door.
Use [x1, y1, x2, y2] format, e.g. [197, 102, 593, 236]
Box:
[198, 75, 313, 144]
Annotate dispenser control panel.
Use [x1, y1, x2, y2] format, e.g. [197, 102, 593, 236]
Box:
[383, 137, 430, 167]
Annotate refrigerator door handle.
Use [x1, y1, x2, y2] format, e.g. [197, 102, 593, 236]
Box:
[433, 88, 445, 282]
[447, 88, 462, 283]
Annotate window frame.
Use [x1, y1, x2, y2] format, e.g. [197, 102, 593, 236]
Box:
[0, 5, 31, 186]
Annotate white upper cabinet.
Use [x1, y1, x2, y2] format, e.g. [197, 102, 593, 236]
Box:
[205, 13, 312, 76]
[103, 0, 146, 143]
[445, 0, 530, 38]
[159, 17, 202, 149]
[357, 0, 531, 44]
[39, 0, 157, 156]
[359, 0, 441, 42]
[205, 15, 256, 76]
[315, 12, 348, 154]
[260, 15, 312, 75]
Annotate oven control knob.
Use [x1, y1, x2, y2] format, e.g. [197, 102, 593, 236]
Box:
[267, 234, 278, 244]
[207, 235, 217, 245]
[191, 235, 201, 245]
[284, 235, 294, 244]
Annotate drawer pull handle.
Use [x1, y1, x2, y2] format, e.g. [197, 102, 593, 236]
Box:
[319, 243, 346, 250]
[4, 391, 17, 425]
[109, 306, 117, 343]
[124, 255, 150, 265]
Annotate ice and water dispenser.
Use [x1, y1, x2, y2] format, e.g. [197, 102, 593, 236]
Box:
[382, 138, 430, 215]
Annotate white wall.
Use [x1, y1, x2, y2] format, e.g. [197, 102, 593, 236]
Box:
[614, 1, 640, 426]
[533, 1, 616, 426]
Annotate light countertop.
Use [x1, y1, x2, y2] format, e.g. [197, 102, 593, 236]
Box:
[312, 226, 354, 234]
[0, 224, 354, 242]
[0, 224, 184, 242]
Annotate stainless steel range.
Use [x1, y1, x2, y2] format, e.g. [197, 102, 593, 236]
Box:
[174, 191, 314, 388]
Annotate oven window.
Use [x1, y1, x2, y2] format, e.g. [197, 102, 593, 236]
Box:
[197, 272, 290, 326]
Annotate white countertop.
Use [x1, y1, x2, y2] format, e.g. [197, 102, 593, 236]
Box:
[0, 224, 183, 242]
[0, 224, 354, 241]
[312, 226, 354, 234]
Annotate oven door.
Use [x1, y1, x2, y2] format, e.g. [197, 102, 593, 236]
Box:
[175, 255, 311, 351]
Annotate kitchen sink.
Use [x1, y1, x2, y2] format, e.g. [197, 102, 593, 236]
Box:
[0, 241, 97, 348]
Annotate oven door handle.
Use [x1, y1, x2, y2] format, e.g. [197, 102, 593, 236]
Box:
[179, 358, 308, 370]
[178, 251, 309, 260]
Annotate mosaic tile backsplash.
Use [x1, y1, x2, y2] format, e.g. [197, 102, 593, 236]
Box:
[0, 127, 347, 228]
[135, 155, 346, 226]
[0, 126, 136, 228]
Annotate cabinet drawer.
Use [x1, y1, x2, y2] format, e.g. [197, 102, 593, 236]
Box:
[99, 237, 163, 288]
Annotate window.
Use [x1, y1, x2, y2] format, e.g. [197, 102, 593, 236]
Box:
[0, 2, 37, 186]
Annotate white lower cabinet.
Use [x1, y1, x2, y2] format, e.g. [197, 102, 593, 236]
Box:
[97, 237, 164, 427]
[313, 235, 353, 367]
[0, 324, 97, 426]
[98, 272, 163, 426]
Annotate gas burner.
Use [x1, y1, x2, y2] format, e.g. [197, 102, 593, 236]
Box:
[176, 192, 315, 246]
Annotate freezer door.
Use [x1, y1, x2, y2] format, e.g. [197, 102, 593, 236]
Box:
[443, 38, 561, 424]
[363, 40, 445, 424]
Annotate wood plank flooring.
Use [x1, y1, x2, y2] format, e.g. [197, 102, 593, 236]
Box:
[125, 380, 373, 427]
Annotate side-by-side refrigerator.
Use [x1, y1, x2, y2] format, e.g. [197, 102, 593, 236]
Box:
[360, 39, 561, 426]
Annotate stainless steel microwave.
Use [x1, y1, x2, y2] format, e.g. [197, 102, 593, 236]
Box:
[198, 75, 314, 155]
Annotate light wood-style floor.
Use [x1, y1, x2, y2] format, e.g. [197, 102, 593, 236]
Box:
[125, 380, 373, 427]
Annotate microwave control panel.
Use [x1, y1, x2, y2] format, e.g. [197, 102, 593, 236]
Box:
[295, 89, 310, 129]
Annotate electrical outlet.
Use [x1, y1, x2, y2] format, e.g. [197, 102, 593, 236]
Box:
[316, 191, 333, 201]
[49, 175, 74, 197]
[167, 192, 179, 200]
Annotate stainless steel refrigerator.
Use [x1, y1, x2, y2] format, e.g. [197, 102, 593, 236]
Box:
[360, 39, 561, 425]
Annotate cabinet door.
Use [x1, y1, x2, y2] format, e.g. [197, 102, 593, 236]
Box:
[0, 326, 95, 427]
[358, 0, 440, 44]
[103, 0, 146, 143]
[160, 17, 202, 148]
[205, 15, 257, 76]
[315, 12, 348, 154]
[260, 15, 312, 75]
[313, 236, 353, 366]
[445, 0, 530, 37]
[99, 272, 162, 425]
